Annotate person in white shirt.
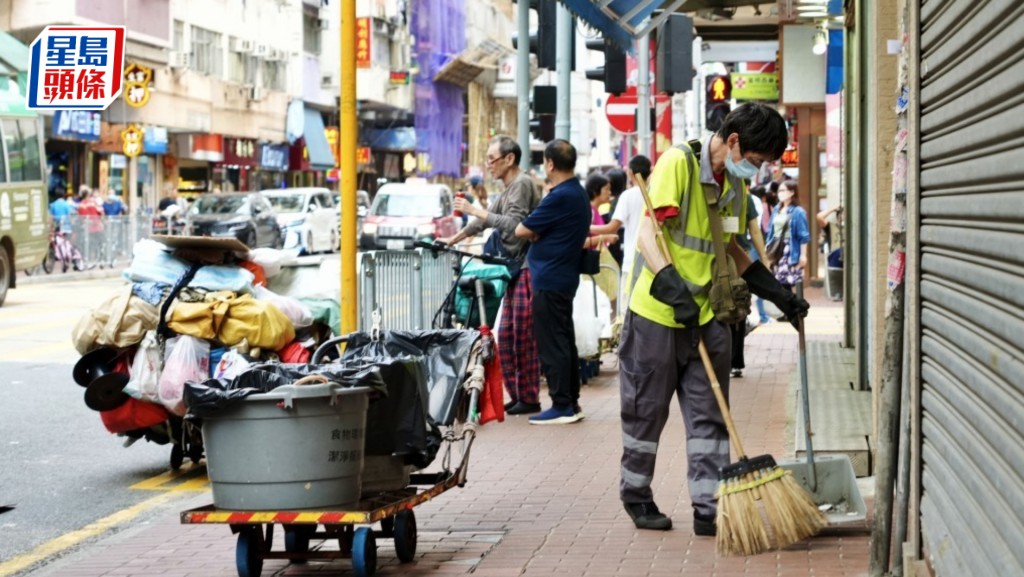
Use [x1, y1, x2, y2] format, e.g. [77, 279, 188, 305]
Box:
[589, 155, 651, 315]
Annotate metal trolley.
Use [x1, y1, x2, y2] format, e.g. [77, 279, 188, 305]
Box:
[180, 333, 489, 577]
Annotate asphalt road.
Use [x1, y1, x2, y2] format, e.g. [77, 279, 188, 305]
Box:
[0, 276, 205, 575]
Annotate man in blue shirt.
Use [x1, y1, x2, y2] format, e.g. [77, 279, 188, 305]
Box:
[49, 193, 75, 232]
[515, 139, 592, 425]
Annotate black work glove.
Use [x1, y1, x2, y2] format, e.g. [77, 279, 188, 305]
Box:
[741, 260, 810, 329]
[650, 265, 701, 326]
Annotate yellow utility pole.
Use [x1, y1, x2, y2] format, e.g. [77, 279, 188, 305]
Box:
[340, 0, 358, 333]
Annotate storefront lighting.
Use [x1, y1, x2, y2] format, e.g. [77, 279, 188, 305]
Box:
[812, 28, 829, 55]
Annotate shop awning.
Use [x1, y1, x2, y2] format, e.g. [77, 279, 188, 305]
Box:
[285, 100, 336, 171]
[556, 0, 765, 51]
[363, 127, 416, 151]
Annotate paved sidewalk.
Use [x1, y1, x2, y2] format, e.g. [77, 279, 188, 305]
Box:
[27, 287, 871, 577]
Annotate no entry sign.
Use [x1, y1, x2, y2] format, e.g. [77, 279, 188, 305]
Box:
[605, 94, 671, 135]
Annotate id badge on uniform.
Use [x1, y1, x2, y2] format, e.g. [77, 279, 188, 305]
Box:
[722, 216, 740, 234]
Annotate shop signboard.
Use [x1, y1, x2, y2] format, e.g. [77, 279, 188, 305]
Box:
[123, 62, 152, 107]
[176, 133, 224, 162]
[223, 137, 259, 167]
[120, 124, 143, 157]
[52, 110, 101, 141]
[324, 127, 340, 167]
[27, 26, 125, 110]
[356, 18, 371, 68]
[730, 72, 779, 101]
[143, 126, 168, 154]
[356, 147, 371, 166]
[260, 144, 289, 171]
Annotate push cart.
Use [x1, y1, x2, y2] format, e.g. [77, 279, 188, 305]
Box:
[180, 329, 490, 577]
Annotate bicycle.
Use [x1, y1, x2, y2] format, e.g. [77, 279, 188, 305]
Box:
[51, 225, 86, 273]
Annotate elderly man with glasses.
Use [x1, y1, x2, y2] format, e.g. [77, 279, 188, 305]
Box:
[437, 136, 543, 414]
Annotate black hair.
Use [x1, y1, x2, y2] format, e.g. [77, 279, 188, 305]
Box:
[491, 135, 522, 166]
[585, 172, 610, 201]
[606, 168, 627, 196]
[628, 154, 652, 181]
[544, 139, 577, 172]
[716, 102, 788, 161]
[749, 184, 766, 198]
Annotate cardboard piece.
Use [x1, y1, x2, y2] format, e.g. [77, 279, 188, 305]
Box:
[151, 235, 250, 254]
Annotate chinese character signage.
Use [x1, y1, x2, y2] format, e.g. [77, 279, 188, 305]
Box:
[355, 18, 371, 69]
[356, 147, 371, 166]
[223, 137, 259, 167]
[123, 62, 152, 108]
[52, 110, 101, 141]
[121, 124, 144, 158]
[324, 126, 340, 167]
[730, 72, 779, 101]
[27, 26, 126, 110]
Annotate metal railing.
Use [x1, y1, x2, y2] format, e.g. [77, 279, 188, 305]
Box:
[50, 214, 152, 271]
[358, 248, 461, 331]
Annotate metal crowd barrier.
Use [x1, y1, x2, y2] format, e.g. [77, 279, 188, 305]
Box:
[357, 248, 461, 331]
[59, 214, 153, 270]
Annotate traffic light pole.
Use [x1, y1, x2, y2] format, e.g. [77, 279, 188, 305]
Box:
[637, 33, 651, 158]
[517, 0, 530, 169]
[554, 2, 572, 141]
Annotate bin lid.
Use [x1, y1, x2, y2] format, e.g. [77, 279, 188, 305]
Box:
[247, 382, 372, 410]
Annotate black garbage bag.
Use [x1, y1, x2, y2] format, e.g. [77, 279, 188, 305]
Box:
[343, 330, 479, 427]
[184, 362, 386, 419]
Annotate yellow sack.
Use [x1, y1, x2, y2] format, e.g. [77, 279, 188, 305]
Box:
[166, 291, 233, 341]
[72, 286, 160, 354]
[219, 293, 295, 351]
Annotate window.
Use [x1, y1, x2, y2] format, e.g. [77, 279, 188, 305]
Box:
[190, 26, 223, 76]
[303, 12, 321, 54]
[373, 25, 391, 68]
[227, 47, 245, 83]
[262, 60, 286, 91]
[173, 20, 184, 52]
[2, 119, 42, 183]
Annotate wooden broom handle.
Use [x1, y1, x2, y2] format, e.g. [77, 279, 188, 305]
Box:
[635, 174, 748, 460]
[697, 339, 746, 460]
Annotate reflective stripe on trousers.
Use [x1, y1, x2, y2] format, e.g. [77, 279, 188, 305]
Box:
[618, 312, 732, 518]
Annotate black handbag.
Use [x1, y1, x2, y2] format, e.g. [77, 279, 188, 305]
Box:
[765, 211, 791, 264]
[580, 248, 601, 275]
[483, 231, 523, 279]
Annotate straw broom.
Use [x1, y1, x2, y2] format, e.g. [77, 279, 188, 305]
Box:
[634, 174, 825, 556]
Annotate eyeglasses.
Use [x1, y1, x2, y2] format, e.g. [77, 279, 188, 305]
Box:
[486, 154, 510, 166]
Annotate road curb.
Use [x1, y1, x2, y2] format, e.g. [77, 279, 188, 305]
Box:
[16, 268, 125, 286]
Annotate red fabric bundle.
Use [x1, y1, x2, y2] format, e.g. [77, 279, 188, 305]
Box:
[100, 399, 170, 434]
[278, 340, 311, 363]
[478, 329, 505, 425]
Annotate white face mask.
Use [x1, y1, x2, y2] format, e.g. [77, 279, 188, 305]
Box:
[725, 142, 759, 179]
[778, 189, 794, 203]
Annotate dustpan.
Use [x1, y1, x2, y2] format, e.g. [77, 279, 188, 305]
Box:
[778, 283, 866, 525]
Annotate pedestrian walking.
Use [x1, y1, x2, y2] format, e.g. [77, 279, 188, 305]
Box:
[437, 136, 543, 414]
[515, 139, 592, 425]
[77, 188, 105, 266]
[766, 180, 811, 294]
[618, 103, 809, 535]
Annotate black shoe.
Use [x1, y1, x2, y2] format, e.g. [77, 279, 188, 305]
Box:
[730, 368, 743, 378]
[624, 502, 672, 531]
[506, 401, 541, 415]
[504, 400, 517, 411]
[693, 512, 717, 536]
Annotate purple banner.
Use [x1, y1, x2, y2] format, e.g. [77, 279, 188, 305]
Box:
[412, 0, 465, 177]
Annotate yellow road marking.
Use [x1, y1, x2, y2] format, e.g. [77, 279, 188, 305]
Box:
[0, 319, 71, 340]
[130, 464, 207, 491]
[0, 341, 76, 363]
[0, 492, 178, 577]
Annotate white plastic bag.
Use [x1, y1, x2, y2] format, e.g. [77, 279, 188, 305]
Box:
[158, 335, 210, 416]
[124, 330, 162, 403]
[247, 248, 297, 279]
[573, 278, 613, 358]
[253, 285, 314, 328]
[214, 349, 251, 381]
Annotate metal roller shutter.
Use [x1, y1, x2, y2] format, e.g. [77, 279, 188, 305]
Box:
[918, 1, 1024, 575]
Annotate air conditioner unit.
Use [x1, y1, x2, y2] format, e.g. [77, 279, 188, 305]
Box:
[320, 74, 335, 87]
[318, 5, 329, 19]
[231, 38, 254, 53]
[372, 18, 390, 34]
[253, 44, 270, 57]
[317, 17, 329, 30]
[246, 85, 266, 101]
[168, 51, 191, 69]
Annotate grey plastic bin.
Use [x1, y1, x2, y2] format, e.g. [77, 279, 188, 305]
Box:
[201, 382, 371, 511]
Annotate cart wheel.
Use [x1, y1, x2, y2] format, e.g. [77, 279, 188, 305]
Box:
[284, 525, 313, 564]
[393, 509, 417, 563]
[352, 527, 377, 577]
[187, 442, 203, 464]
[170, 443, 184, 471]
[235, 528, 264, 577]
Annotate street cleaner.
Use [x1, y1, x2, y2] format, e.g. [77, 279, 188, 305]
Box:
[618, 103, 810, 536]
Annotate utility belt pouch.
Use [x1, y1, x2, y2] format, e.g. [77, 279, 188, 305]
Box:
[702, 182, 750, 324]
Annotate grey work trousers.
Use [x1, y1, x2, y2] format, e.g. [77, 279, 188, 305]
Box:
[618, 312, 731, 518]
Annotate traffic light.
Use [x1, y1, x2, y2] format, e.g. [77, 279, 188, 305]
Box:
[529, 115, 555, 142]
[655, 14, 694, 95]
[705, 75, 731, 132]
[512, 0, 557, 70]
[585, 37, 627, 96]
[530, 85, 556, 143]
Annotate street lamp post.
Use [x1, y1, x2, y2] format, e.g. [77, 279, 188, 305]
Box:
[340, 0, 358, 333]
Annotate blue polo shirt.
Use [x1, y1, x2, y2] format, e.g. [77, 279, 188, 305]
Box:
[521, 177, 592, 293]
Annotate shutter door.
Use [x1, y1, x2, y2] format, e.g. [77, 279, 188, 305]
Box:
[918, 1, 1024, 575]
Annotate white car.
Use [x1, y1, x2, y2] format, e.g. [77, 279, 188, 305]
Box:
[263, 188, 339, 254]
